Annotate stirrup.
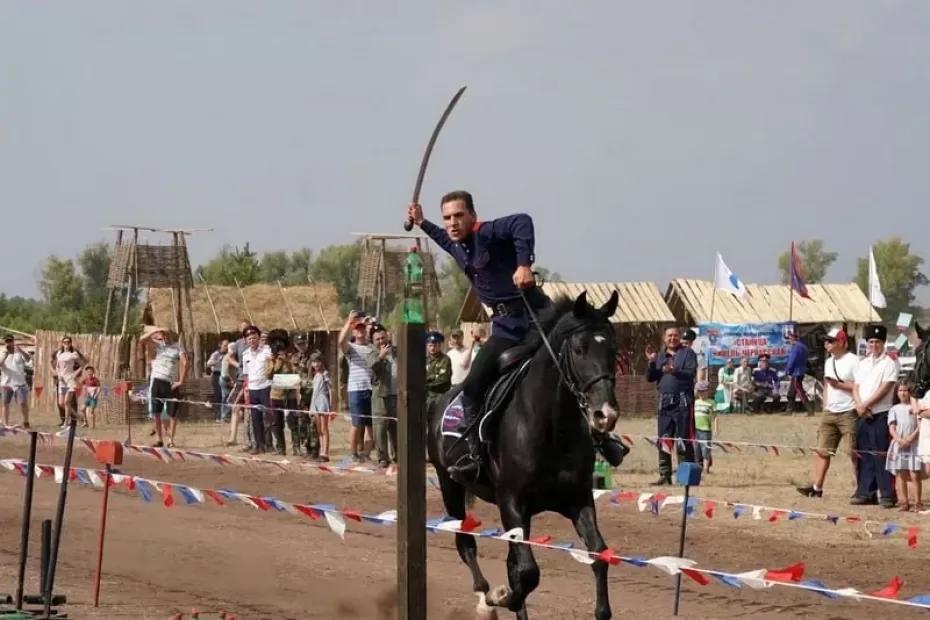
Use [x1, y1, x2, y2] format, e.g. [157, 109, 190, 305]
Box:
[448, 453, 481, 482]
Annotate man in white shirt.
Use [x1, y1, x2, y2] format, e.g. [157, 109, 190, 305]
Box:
[242, 325, 273, 455]
[851, 324, 900, 507]
[0, 335, 31, 428]
[797, 328, 858, 498]
[446, 329, 477, 387]
[339, 311, 374, 462]
[141, 327, 188, 448]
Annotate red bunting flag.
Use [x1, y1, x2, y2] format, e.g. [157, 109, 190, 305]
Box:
[123, 476, 136, 491]
[34, 386, 44, 397]
[113, 383, 124, 397]
[764, 562, 805, 582]
[68, 468, 78, 482]
[596, 548, 621, 565]
[294, 504, 321, 520]
[704, 500, 716, 519]
[907, 527, 918, 549]
[615, 491, 639, 502]
[460, 513, 482, 533]
[162, 484, 174, 507]
[529, 535, 552, 544]
[203, 490, 225, 506]
[870, 576, 902, 599]
[767, 510, 787, 523]
[341, 510, 363, 522]
[249, 496, 271, 511]
[680, 568, 711, 585]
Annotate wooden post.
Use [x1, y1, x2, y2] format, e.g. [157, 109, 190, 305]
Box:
[306, 275, 330, 331]
[277, 281, 299, 329]
[198, 274, 222, 333]
[119, 239, 135, 337]
[179, 235, 200, 374]
[103, 230, 123, 335]
[234, 278, 254, 324]
[398, 322, 426, 620]
[397, 247, 427, 620]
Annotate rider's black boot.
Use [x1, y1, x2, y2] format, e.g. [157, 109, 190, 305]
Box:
[448, 431, 481, 483]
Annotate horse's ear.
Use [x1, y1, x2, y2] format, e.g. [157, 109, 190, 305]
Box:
[573, 291, 589, 318]
[599, 290, 619, 320]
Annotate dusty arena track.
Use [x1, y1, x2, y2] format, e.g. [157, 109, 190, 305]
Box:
[1, 439, 929, 619]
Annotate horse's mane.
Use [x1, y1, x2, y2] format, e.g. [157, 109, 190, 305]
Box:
[526, 295, 600, 363]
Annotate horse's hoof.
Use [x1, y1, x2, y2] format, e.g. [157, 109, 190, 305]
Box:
[486, 584, 512, 607]
[475, 592, 499, 619]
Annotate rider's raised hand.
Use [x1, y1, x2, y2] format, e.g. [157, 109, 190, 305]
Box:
[407, 203, 424, 226]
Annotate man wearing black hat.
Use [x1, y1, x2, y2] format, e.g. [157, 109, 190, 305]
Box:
[645, 326, 698, 485]
[425, 331, 452, 412]
[851, 324, 900, 507]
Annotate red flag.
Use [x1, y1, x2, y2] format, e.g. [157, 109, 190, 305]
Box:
[870, 576, 902, 599]
[68, 468, 78, 482]
[203, 490, 225, 506]
[341, 510, 363, 522]
[529, 535, 552, 544]
[704, 500, 716, 519]
[615, 491, 639, 502]
[596, 548, 621, 565]
[765, 562, 805, 582]
[34, 385, 44, 397]
[461, 513, 482, 533]
[249, 496, 271, 511]
[790, 242, 810, 299]
[294, 504, 321, 520]
[124, 476, 136, 491]
[113, 383, 124, 397]
[907, 527, 918, 549]
[768, 510, 787, 523]
[162, 484, 174, 507]
[680, 568, 711, 585]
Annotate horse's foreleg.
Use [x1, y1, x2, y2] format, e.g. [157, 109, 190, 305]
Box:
[437, 471, 490, 595]
[571, 503, 612, 620]
[487, 496, 539, 615]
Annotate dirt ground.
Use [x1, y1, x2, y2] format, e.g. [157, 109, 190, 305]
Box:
[1, 409, 929, 619]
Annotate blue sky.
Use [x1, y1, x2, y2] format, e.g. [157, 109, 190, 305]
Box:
[1, 1, 928, 302]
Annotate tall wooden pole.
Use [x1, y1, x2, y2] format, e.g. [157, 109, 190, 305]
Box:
[234, 278, 254, 324]
[198, 274, 222, 333]
[277, 281, 299, 329]
[103, 230, 123, 335]
[398, 249, 426, 620]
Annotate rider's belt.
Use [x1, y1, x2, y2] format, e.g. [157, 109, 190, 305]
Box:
[491, 301, 525, 318]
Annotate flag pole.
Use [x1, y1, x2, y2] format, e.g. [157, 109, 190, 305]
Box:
[709, 255, 717, 323]
[788, 242, 795, 324]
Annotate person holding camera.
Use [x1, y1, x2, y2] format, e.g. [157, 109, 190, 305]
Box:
[339, 310, 374, 462]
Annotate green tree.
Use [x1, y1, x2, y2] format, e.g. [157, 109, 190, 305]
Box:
[777, 240, 838, 284]
[196, 243, 261, 286]
[855, 237, 928, 322]
[259, 251, 291, 283]
[40, 256, 85, 310]
[436, 257, 471, 330]
[285, 248, 314, 285]
[309, 242, 362, 311]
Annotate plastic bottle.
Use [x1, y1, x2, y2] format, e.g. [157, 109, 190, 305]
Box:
[403, 247, 425, 324]
[593, 458, 613, 490]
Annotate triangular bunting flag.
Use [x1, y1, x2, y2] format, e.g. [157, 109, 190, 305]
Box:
[680, 568, 711, 585]
[870, 576, 902, 599]
[764, 562, 804, 582]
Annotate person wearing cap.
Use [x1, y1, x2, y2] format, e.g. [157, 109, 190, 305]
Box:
[425, 331, 452, 412]
[750, 354, 781, 413]
[797, 327, 860, 498]
[141, 326, 188, 448]
[681, 328, 707, 382]
[407, 192, 556, 482]
[447, 328, 477, 387]
[0, 334, 32, 428]
[242, 324, 273, 454]
[851, 323, 900, 507]
[693, 380, 717, 473]
[785, 331, 810, 414]
[645, 326, 698, 485]
[339, 311, 375, 462]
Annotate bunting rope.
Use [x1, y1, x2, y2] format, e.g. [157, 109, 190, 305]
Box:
[1, 458, 929, 611]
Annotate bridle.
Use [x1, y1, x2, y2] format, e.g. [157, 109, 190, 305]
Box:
[913, 342, 930, 398]
[520, 291, 614, 417]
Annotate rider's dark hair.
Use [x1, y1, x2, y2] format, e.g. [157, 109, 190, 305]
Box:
[441, 190, 475, 214]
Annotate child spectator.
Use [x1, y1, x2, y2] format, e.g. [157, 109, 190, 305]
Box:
[309, 353, 332, 463]
[886, 383, 922, 511]
[81, 366, 101, 429]
[693, 381, 717, 472]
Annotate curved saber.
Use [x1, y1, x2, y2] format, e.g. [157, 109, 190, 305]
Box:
[403, 86, 467, 231]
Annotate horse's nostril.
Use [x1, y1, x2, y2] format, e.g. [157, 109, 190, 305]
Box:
[593, 410, 606, 421]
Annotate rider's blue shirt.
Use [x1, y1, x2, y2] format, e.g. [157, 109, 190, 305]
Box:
[420, 214, 548, 341]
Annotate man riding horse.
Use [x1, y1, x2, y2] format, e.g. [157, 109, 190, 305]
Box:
[407, 191, 626, 482]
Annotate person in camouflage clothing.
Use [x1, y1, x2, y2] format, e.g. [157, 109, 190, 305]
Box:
[291, 335, 319, 459]
[425, 331, 452, 412]
[367, 324, 398, 467]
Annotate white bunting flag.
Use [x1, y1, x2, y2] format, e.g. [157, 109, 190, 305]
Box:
[324, 511, 347, 540]
[868, 247, 887, 308]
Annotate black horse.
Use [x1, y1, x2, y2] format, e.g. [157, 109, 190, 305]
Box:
[911, 322, 930, 398]
[427, 291, 621, 620]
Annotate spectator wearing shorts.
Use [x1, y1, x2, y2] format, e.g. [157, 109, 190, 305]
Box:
[81, 366, 101, 429]
[0, 334, 31, 428]
[142, 326, 188, 448]
[851, 324, 899, 507]
[242, 325, 272, 455]
[339, 311, 374, 462]
[797, 327, 859, 498]
[52, 336, 86, 428]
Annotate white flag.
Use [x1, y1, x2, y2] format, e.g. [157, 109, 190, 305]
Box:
[714, 253, 746, 297]
[868, 246, 886, 308]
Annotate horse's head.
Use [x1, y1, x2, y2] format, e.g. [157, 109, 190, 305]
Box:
[913, 322, 930, 398]
[551, 291, 620, 434]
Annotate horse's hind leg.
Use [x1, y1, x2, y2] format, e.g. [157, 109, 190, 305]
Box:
[487, 496, 539, 615]
[437, 471, 490, 595]
[571, 502, 612, 620]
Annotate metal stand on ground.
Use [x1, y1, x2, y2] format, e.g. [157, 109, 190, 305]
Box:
[43, 417, 78, 618]
[15, 431, 38, 610]
[672, 462, 702, 616]
[92, 442, 123, 607]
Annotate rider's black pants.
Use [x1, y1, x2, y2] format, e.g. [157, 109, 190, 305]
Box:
[460, 335, 516, 423]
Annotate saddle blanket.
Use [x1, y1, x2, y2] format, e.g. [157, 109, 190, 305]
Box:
[440, 393, 465, 438]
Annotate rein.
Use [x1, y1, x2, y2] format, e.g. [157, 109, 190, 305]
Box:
[519, 291, 612, 415]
